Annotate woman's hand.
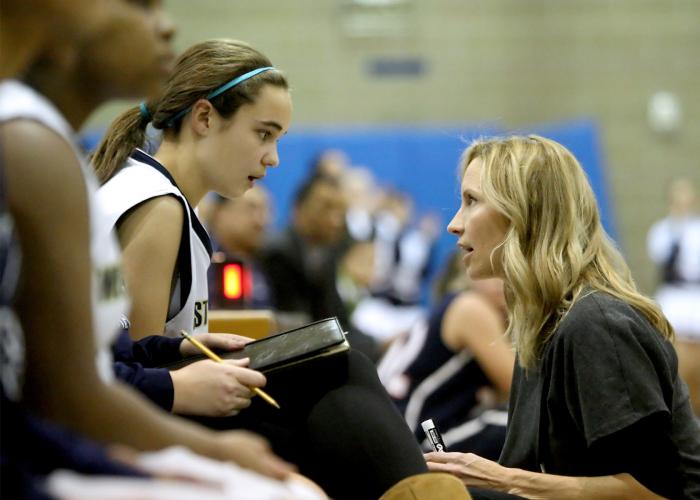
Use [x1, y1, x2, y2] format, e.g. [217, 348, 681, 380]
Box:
[179, 333, 252, 357]
[425, 452, 514, 491]
[170, 358, 266, 417]
[426, 453, 664, 499]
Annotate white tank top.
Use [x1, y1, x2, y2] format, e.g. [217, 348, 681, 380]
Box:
[98, 150, 212, 337]
[0, 80, 129, 382]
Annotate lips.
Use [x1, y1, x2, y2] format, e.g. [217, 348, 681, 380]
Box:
[458, 243, 474, 254]
[248, 172, 266, 182]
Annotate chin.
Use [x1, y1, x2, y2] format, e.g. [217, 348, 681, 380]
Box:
[222, 186, 247, 199]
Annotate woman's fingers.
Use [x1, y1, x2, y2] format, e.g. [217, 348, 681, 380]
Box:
[423, 451, 469, 463]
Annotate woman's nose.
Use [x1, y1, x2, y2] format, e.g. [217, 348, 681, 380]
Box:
[447, 210, 462, 236]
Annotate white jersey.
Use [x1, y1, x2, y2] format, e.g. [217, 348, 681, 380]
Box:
[647, 215, 700, 340]
[98, 150, 211, 337]
[0, 80, 128, 381]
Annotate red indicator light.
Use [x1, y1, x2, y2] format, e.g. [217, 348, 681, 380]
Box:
[222, 263, 243, 299]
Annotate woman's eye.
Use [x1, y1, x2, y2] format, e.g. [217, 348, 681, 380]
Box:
[258, 130, 271, 141]
[465, 195, 477, 206]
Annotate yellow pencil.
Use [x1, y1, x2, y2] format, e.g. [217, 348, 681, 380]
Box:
[180, 330, 280, 410]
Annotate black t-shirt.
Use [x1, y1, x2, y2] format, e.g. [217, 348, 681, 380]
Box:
[499, 291, 700, 499]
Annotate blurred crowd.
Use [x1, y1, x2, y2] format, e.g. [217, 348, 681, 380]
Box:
[204, 148, 443, 361]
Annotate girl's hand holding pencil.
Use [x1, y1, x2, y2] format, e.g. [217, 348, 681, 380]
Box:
[167, 330, 276, 416]
[180, 330, 280, 410]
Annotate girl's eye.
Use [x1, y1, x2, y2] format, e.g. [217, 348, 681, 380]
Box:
[465, 195, 477, 206]
[258, 130, 272, 141]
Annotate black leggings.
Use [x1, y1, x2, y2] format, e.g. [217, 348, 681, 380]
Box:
[195, 349, 428, 499]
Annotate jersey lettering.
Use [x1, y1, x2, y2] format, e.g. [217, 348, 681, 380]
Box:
[194, 299, 208, 328]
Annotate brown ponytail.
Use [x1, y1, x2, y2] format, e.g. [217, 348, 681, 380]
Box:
[91, 39, 288, 185]
[91, 105, 151, 184]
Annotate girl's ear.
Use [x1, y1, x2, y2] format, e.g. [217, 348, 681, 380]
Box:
[188, 99, 216, 136]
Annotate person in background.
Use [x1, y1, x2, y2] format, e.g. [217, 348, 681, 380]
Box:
[647, 177, 700, 415]
[426, 135, 700, 498]
[379, 251, 513, 460]
[342, 165, 382, 242]
[336, 239, 376, 318]
[259, 173, 381, 360]
[208, 185, 273, 309]
[389, 212, 441, 305]
[371, 190, 413, 296]
[309, 148, 350, 181]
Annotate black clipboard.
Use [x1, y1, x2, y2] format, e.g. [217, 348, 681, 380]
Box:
[164, 317, 349, 374]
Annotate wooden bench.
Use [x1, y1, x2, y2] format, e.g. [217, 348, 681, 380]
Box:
[208, 309, 276, 340]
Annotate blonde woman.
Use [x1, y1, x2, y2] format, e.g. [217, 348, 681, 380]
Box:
[426, 135, 700, 499]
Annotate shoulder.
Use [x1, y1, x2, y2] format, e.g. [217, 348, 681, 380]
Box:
[445, 292, 495, 326]
[2, 119, 74, 162]
[550, 291, 674, 368]
[2, 120, 86, 206]
[98, 159, 183, 228]
[119, 195, 184, 233]
[2, 121, 91, 266]
[100, 159, 178, 198]
[116, 195, 184, 254]
[543, 291, 679, 446]
[558, 291, 652, 336]
[648, 217, 671, 235]
[132, 195, 184, 219]
[682, 217, 700, 237]
[442, 291, 502, 351]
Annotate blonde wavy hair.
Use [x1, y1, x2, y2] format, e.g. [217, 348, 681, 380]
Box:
[461, 135, 673, 369]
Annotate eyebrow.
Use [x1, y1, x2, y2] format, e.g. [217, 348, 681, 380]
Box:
[256, 120, 283, 132]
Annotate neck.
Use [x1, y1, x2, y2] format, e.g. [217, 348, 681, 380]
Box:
[155, 140, 207, 207]
[35, 82, 100, 130]
[27, 55, 104, 130]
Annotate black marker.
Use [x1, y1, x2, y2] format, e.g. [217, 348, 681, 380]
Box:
[421, 418, 446, 452]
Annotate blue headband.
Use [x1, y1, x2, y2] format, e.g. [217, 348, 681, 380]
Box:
[166, 66, 275, 127]
[139, 102, 152, 122]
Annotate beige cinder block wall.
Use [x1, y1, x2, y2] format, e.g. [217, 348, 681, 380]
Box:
[87, 0, 700, 294]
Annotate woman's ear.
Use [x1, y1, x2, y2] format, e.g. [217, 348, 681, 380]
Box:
[189, 99, 215, 136]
